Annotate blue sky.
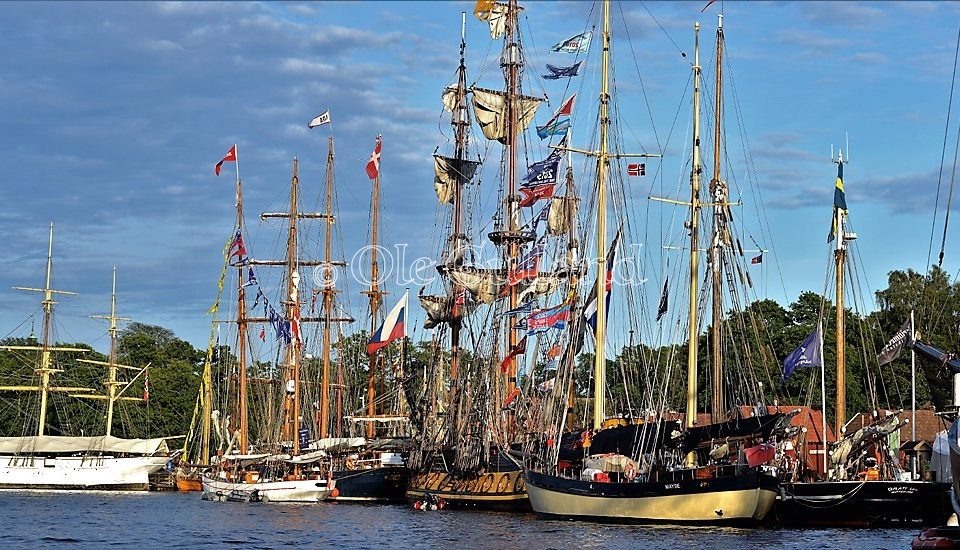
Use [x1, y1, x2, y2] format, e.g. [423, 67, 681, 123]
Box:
[1, 0, 958, 355]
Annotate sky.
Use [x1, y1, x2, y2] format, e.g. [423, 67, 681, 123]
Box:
[1, 0, 959, 356]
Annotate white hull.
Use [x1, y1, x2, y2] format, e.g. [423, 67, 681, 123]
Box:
[0, 454, 169, 491]
[201, 475, 335, 503]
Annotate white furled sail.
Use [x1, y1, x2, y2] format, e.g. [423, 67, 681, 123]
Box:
[446, 266, 505, 304]
[434, 155, 481, 204]
[548, 196, 577, 236]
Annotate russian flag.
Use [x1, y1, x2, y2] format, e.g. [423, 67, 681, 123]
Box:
[367, 290, 408, 355]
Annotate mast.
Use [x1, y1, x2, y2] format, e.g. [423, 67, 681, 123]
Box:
[364, 135, 385, 439]
[504, 0, 521, 405]
[686, 23, 704, 440]
[449, 12, 469, 397]
[321, 138, 335, 439]
[833, 149, 848, 438]
[591, 0, 612, 430]
[236, 179, 249, 454]
[285, 159, 302, 455]
[709, 14, 726, 422]
[90, 267, 130, 437]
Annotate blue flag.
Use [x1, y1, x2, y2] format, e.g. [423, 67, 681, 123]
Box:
[537, 118, 570, 140]
[551, 31, 592, 54]
[782, 325, 823, 382]
[543, 61, 582, 80]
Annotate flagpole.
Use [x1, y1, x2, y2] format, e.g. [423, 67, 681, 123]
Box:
[911, 309, 917, 480]
[234, 144, 240, 185]
[819, 320, 827, 478]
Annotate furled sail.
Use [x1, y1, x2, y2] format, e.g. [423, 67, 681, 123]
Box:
[517, 274, 563, 302]
[548, 196, 578, 236]
[446, 266, 505, 304]
[434, 155, 481, 204]
[829, 413, 905, 478]
[471, 87, 542, 143]
[418, 292, 478, 329]
[473, 1, 515, 39]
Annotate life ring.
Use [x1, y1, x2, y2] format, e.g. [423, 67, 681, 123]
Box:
[496, 474, 511, 493]
[624, 462, 637, 481]
[480, 473, 495, 492]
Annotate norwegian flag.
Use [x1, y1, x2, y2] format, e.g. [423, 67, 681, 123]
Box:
[365, 135, 382, 180]
[627, 163, 645, 177]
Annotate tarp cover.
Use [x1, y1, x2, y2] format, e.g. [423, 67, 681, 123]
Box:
[0, 435, 170, 455]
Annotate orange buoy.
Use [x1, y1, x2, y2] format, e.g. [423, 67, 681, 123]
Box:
[329, 488, 340, 499]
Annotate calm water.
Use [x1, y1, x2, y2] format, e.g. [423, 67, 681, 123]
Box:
[0, 491, 921, 549]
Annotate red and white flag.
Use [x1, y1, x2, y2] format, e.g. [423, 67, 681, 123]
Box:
[627, 163, 645, 177]
[365, 135, 382, 180]
[143, 371, 150, 401]
[215, 144, 237, 176]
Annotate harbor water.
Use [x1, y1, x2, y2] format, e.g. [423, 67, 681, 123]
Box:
[0, 491, 922, 548]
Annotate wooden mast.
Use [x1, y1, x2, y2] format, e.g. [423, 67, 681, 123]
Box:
[685, 22, 704, 443]
[320, 137, 335, 439]
[285, 159, 302, 455]
[834, 149, 848, 438]
[504, 0, 521, 408]
[236, 178, 249, 453]
[364, 135, 385, 439]
[709, 14, 726, 422]
[449, 12, 469, 405]
[591, 0, 612, 430]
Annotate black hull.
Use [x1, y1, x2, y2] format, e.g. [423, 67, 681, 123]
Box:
[524, 468, 779, 524]
[774, 480, 952, 527]
[331, 466, 408, 503]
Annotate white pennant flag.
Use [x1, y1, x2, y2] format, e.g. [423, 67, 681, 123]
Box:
[307, 110, 331, 129]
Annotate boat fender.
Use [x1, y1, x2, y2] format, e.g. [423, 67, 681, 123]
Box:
[624, 462, 637, 481]
[328, 488, 340, 499]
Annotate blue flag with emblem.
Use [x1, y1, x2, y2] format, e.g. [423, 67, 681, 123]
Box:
[782, 324, 823, 382]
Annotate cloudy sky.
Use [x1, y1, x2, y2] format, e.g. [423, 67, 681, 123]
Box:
[1, 0, 958, 354]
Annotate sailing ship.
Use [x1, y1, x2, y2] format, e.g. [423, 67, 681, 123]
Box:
[774, 153, 951, 527]
[200, 155, 338, 503]
[523, 9, 791, 524]
[0, 224, 173, 491]
[404, 0, 550, 509]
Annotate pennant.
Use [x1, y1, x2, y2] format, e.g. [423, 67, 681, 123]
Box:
[368, 290, 408, 354]
[142, 371, 150, 401]
[519, 184, 555, 207]
[751, 254, 763, 265]
[215, 144, 237, 176]
[627, 163, 645, 177]
[502, 301, 535, 317]
[532, 204, 551, 231]
[537, 95, 575, 139]
[307, 110, 331, 128]
[503, 387, 521, 407]
[253, 287, 265, 309]
[656, 276, 669, 322]
[243, 267, 258, 287]
[366, 135, 382, 180]
[508, 240, 544, 286]
[551, 31, 592, 54]
[828, 162, 847, 243]
[543, 61, 582, 80]
[782, 325, 823, 382]
[877, 318, 913, 366]
[499, 336, 527, 373]
[259, 327, 266, 341]
[584, 229, 622, 331]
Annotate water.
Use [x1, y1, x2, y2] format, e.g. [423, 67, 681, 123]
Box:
[0, 491, 920, 549]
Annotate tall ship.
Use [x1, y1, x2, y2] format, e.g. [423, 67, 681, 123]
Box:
[405, 0, 552, 509]
[773, 152, 951, 526]
[0, 224, 173, 491]
[523, 5, 792, 524]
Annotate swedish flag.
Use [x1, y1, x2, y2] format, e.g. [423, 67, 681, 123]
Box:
[827, 162, 847, 243]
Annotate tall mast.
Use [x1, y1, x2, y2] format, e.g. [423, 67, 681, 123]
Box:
[364, 135, 384, 439]
[321, 138, 335, 439]
[236, 179, 249, 453]
[504, 0, 521, 404]
[833, 149, 848, 437]
[449, 12, 469, 395]
[91, 267, 130, 437]
[686, 23, 704, 439]
[286, 159, 302, 455]
[709, 14, 726, 422]
[591, 0, 612, 429]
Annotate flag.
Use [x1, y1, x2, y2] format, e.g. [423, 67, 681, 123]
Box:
[744, 442, 776, 467]
[656, 277, 669, 322]
[543, 61, 582, 80]
[215, 144, 237, 176]
[627, 163, 645, 177]
[307, 110, 331, 128]
[532, 204, 550, 231]
[143, 371, 150, 401]
[537, 95, 575, 140]
[519, 184, 555, 207]
[499, 336, 527, 373]
[877, 318, 913, 366]
[243, 267, 258, 287]
[528, 304, 571, 335]
[827, 162, 847, 243]
[366, 135, 382, 180]
[508, 240, 544, 285]
[368, 290, 408, 354]
[782, 325, 823, 382]
[502, 301, 535, 317]
[584, 229, 622, 331]
[253, 287, 265, 309]
[751, 254, 763, 265]
[259, 327, 266, 341]
[546, 344, 562, 358]
[551, 31, 592, 54]
[522, 156, 561, 187]
[503, 387, 522, 407]
[229, 231, 248, 265]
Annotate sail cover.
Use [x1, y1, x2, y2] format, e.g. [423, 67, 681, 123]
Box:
[434, 155, 481, 204]
[471, 87, 542, 143]
[548, 196, 578, 236]
[0, 435, 171, 455]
